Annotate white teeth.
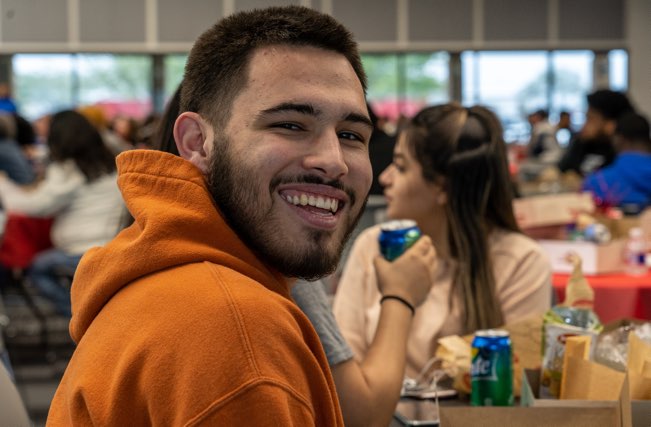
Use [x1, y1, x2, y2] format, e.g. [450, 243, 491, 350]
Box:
[284, 193, 340, 213]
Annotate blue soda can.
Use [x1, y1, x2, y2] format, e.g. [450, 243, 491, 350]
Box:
[378, 219, 421, 261]
[470, 329, 513, 406]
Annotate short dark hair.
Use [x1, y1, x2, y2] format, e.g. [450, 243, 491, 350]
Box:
[533, 109, 548, 119]
[181, 6, 366, 130]
[587, 89, 634, 120]
[616, 112, 651, 142]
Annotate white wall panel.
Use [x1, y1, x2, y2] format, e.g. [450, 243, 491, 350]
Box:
[80, 0, 145, 42]
[1, 0, 68, 42]
[158, 0, 223, 43]
[409, 0, 473, 41]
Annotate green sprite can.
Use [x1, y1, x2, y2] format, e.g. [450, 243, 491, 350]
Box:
[470, 329, 513, 406]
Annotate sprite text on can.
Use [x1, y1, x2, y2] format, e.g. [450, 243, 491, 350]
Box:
[470, 329, 513, 406]
[378, 219, 421, 261]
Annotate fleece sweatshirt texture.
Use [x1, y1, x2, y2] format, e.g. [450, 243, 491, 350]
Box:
[46, 150, 343, 426]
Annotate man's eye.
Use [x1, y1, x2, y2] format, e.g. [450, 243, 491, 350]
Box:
[338, 131, 364, 142]
[273, 123, 303, 131]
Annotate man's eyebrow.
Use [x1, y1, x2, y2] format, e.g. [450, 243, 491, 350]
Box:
[258, 103, 373, 129]
[259, 103, 317, 117]
[344, 112, 373, 130]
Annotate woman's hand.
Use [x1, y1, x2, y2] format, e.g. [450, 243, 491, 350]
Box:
[373, 235, 437, 309]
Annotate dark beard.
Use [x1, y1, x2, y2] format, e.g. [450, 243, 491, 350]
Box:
[206, 136, 368, 280]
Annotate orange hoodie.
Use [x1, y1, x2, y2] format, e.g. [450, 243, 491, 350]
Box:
[46, 150, 343, 426]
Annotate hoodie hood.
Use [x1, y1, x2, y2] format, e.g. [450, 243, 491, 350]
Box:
[69, 150, 288, 342]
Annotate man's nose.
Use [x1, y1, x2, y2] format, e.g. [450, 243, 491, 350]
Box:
[302, 131, 348, 180]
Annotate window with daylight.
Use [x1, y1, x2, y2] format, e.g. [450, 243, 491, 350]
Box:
[13, 53, 153, 122]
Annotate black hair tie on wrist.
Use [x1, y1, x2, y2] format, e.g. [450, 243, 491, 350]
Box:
[380, 295, 415, 316]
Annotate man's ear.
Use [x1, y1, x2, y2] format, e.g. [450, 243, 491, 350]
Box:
[173, 112, 213, 174]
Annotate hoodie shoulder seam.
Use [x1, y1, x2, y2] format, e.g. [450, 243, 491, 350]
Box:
[185, 376, 316, 426]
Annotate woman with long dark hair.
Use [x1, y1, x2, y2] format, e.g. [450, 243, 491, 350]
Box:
[333, 103, 552, 379]
[0, 110, 124, 316]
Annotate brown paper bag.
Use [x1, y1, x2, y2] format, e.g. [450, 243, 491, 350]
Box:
[558, 356, 632, 427]
[562, 356, 627, 400]
[560, 335, 591, 398]
[627, 332, 651, 400]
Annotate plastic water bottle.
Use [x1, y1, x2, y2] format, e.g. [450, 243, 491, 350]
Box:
[624, 227, 647, 276]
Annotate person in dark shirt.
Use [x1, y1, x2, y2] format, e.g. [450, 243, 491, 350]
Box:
[558, 89, 634, 176]
[367, 103, 396, 195]
[582, 112, 651, 212]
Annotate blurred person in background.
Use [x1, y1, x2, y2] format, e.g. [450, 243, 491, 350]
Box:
[134, 112, 161, 148]
[526, 109, 562, 163]
[368, 103, 396, 196]
[0, 83, 17, 114]
[0, 110, 124, 316]
[110, 114, 140, 148]
[518, 109, 563, 181]
[0, 113, 34, 185]
[78, 105, 131, 155]
[28, 114, 52, 179]
[558, 89, 634, 176]
[333, 103, 552, 379]
[555, 110, 577, 146]
[582, 112, 651, 213]
[0, 112, 35, 290]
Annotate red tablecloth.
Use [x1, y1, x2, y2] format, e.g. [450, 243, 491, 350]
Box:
[552, 272, 651, 323]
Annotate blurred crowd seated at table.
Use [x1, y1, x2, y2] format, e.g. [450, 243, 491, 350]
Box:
[516, 90, 651, 212]
[0, 98, 158, 323]
[0, 87, 649, 311]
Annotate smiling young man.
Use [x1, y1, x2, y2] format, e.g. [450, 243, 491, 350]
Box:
[46, 6, 435, 427]
[177, 43, 374, 281]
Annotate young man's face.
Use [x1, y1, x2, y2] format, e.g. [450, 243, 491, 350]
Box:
[206, 45, 373, 279]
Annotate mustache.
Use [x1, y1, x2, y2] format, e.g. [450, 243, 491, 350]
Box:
[270, 174, 356, 206]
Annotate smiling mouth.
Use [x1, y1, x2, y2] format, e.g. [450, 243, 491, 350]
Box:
[281, 193, 341, 214]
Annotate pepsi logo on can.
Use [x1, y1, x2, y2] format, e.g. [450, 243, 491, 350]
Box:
[378, 219, 422, 261]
